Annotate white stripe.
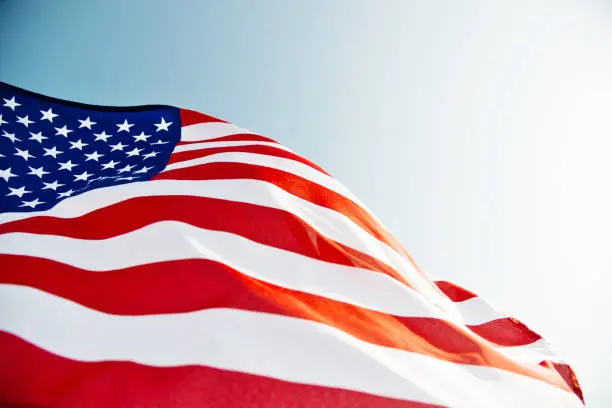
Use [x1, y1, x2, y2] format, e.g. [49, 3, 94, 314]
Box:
[427, 270, 566, 361]
[162, 151, 360, 204]
[0, 220, 579, 363]
[457, 296, 565, 362]
[173, 140, 293, 153]
[0, 177, 555, 355]
[0, 285, 582, 408]
[162, 150, 389, 247]
[0, 178, 450, 317]
[0, 221, 446, 321]
[180, 122, 254, 142]
[179, 125, 388, 228]
[453, 296, 505, 326]
[499, 339, 566, 364]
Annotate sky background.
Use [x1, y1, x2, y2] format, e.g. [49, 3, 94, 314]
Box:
[1, 0, 611, 405]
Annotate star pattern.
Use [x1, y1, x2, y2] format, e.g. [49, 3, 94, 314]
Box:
[42, 180, 65, 191]
[43, 146, 62, 158]
[2, 130, 20, 143]
[84, 151, 104, 162]
[118, 164, 135, 173]
[3, 96, 21, 111]
[14, 147, 35, 161]
[58, 160, 78, 171]
[20, 197, 45, 208]
[154, 117, 173, 132]
[28, 166, 50, 179]
[16, 115, 34, 127]
[29, 131, 48, 143]
[55, 125, 73, 137]
[74, 170, 92, 181]
[78, 117, 96, 129]
[40, 108, 58, 122]
[0, 85, 180, 213]
[116, 119, 134, 132]
[126, 147, 142, 157]
[7, 185, 31, 197]
[133, 131, 151, 142]
[69, 139, 88, 150]
[0, 167, 17, 182]
[101, 160, 119, 170]
[94, 131, 112, 142]
[143, 151, 160, 160]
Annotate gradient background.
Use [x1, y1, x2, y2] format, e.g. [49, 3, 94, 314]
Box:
[1, 1, 611, 406]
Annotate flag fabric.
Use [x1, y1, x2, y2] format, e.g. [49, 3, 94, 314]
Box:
[0, 82, 584, 407]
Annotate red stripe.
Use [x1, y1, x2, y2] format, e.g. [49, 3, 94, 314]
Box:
[0, 194, 543, 349]
[168, 144, 330, 175]
[179, 108, 226, 126]
[0, 332, 443, 408]
[0, 255, 569, 390]
[548, 362, 585, 403]
[0, 195, 408, 287]
[468, 317, 542, 347]
[434, 281, 477, 302]
[0, 104, 583, 404]
[153, 162, 417, 265]
[176, 134, 280, 146]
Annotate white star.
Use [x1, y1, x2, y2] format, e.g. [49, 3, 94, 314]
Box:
[117, 164, 135, 174]
[74, 171, 92, 181]
[55, 125, 73, 137]
[152, 140, 169, 145]
[20, 198, 45, 209]
[85, 150, 104, 161]
[101, 160, 119, 170]
[58, 160, 78, 171]
[42, 180, 65, 191]
[110, 141, 126, 151]
[7, 186, 31, 198]
[78, 117, 97, 129]
[58, 189, 74, 198]
[154, 117, 173, 132]
[40, 108, 59, 122]
[2, 96, 20, 111]
[27, 166, 49, 179]
[17, 115, 34, 127]
[134, 165, 154, 174]
[69, 139, 88, 150]
[0, 114, 7, 126]
[14, 147, 35, 161]
[116, 176, 135, 181]
[2, 130, 20, 143]
[43, 146, 62, 158]
[93, 131, 112, 142]
[143, 151, 160, 160]
[16, 115, 34, 127]
[0, 168, 17, 182]
[133, 131, 151, 142]
[116, 119, 134, 132]
[28, 131, 48, 143]
[126, 147, 142, 157]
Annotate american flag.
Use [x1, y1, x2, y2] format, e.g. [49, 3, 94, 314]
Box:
[0, 82, 584, 407]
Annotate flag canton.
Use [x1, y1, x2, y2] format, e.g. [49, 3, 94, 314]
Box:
[0, 84, 181, 214]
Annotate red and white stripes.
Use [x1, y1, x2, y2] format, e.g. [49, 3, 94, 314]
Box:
[0, 108, 584, 407]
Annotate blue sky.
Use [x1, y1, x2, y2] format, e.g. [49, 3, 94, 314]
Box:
[2, 1, 611, 405]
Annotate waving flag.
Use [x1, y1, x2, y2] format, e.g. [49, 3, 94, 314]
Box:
[0, 82, 584, 407]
